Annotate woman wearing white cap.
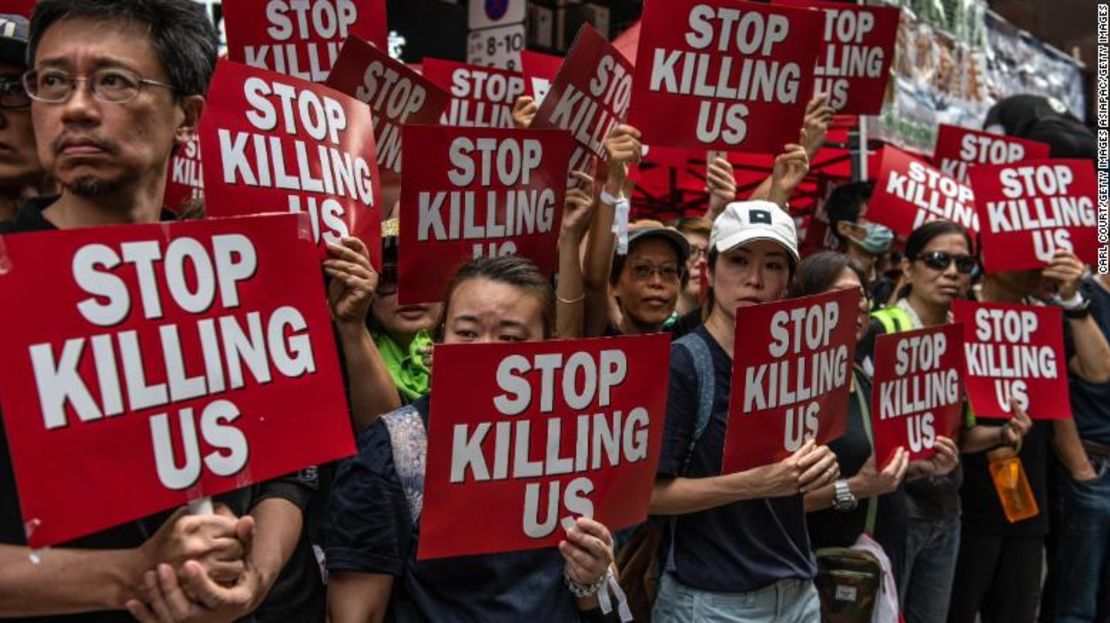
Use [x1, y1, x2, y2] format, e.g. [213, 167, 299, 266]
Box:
[650, 201, 839, 622]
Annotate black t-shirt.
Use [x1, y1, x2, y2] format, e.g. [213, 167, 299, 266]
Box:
[0, 197, 324, 622]
[959, 420, 1052, 537]
[657, 327, 816, 593]
[807, 374, 908, 576]
[326, 397, 584, 623]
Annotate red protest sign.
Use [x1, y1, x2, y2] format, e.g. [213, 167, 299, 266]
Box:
[419, 334, 671, 559]
[870, 146, 979, 238]
[933, 124, 1050, 183]
[7, 0, 34, 17]
[223, 0, 387, 83]
[423, 58, 526, 129]
[627, 0, 823, 153]
[969, 159, 1099, 273]
[871, 324, 965, 466]
[398, 125, 574, 304]
[0, 213, 354, 547]
[164, 134, 204, 213]
[952, 300, 1071, 420]
[520, 50, 565, 105]
[722, 289, 858, 473]
[533, 24, 633, 169]
[775, 0, 898, 115]
[326, 36, 450, 211]
[199, 60, 382, 268]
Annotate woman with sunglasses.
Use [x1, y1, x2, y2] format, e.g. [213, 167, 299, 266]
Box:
[326, 255, 616, 623]
[946, 248, 1110, 623]
[857, 220, 1029, 623]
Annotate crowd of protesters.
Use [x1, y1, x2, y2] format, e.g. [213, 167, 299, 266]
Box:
[0, 2, 1107, 623]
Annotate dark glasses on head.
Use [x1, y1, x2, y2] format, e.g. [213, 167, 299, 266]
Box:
[913, 251, 976, 274]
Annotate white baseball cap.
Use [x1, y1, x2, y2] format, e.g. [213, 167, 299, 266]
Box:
[710, 200, 799, 262]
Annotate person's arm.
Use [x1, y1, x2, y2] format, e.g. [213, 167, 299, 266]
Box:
[703, 155, 736, 222]
[651, 441, 838, 515]
[1053, 418, 1098, 481]
[1047, 255, 1110, 383]
[959, 399, 1031, 455]
[906, 435, 959, 480]
[582, 125, 641, 337]
[557, 517, 613, 612]
[765, 140, 809, 209]
[556, 171, 596, 339]
[1, 507, 248, 618]
[326, 238, 401, 432]
[748, 94, 831, 205]
[240, 498, 302, 610]
[804, 449, 908, 512]
[128, 496, 304, 622]
[1067, 313, 1110, 383]
[0, 545, 146, 616]
[328, 572, 393, 623]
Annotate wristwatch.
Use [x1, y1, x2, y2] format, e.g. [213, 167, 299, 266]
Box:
[1056, 292, 1091, 319]
[833, 479, 858, 511]
[1063, 298, 1092, 320]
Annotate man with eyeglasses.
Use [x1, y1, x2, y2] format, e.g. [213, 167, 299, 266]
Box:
[0, 2, 363, 622]
[671, 217, 712, 320]
[0, 12, 49, 222]
[599, 222, 692, 337]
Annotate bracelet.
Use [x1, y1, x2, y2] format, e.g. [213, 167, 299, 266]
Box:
[565, 567, 608, 598]
[557, 292, 586, 304]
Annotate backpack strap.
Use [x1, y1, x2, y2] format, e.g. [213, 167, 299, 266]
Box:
[673, 331, 716, 468]
[381, 406, 427, 525]
[853, 367, 879, 536]
[664, 331, 717, 573]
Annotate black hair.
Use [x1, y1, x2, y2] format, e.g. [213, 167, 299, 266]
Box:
[434, 255, 555, 341]
[824, 181, 874, 243]
[789, 251, 866, 299]
[897, 220, 973, 299]
[28, 0, 218, 97]
[904, 220, 973, 262]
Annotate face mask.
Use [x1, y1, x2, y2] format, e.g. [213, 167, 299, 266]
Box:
[855, 222, 893, 255]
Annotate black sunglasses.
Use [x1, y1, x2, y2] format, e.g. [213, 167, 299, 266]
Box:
[913, 251, 976, 274]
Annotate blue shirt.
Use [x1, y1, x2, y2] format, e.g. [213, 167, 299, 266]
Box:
[656, 327, 817, 592]
[1071, 278, 1110, 445]
[326, 398, 584, 623]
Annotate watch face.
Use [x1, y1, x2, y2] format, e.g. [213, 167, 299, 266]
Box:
[834, 481, 856, 510]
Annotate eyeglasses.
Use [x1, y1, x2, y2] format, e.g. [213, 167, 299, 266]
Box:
[688, 246, 708, 260]
[912, 251, 976, 274]
[629, 263, 683, 282]
[23, 67, 179, 105]
[0, 77, 31, 109]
